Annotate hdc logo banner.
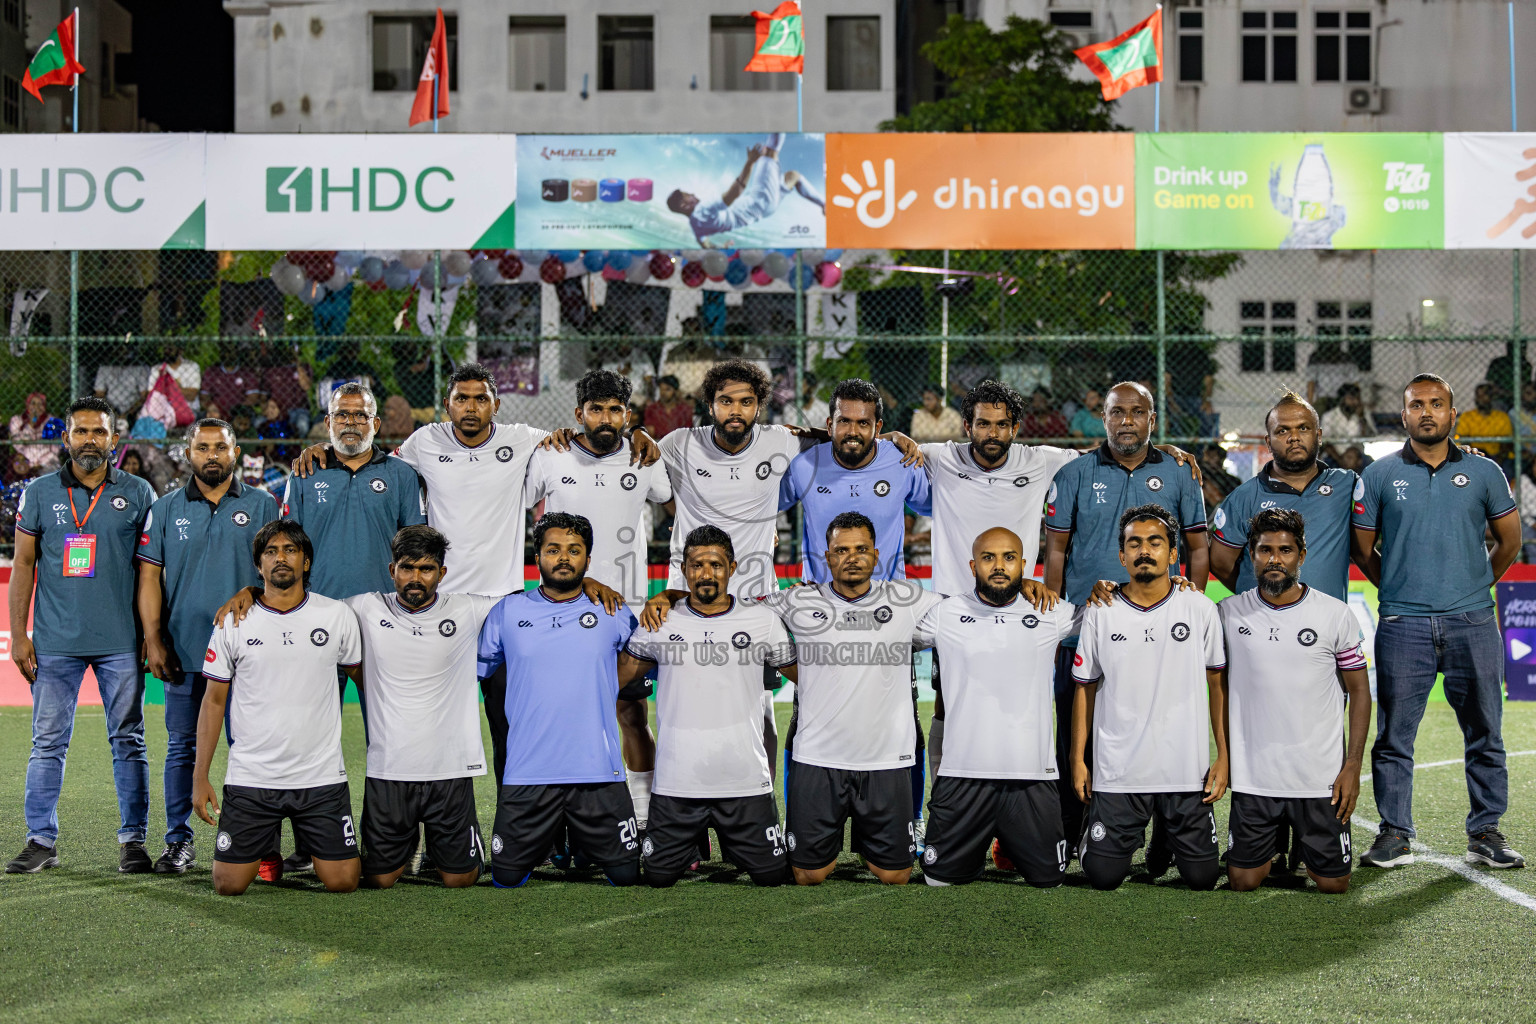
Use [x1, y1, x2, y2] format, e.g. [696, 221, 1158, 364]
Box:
[825, 133, 1134, 249]
[205, 134, 517, 249]
[0, 134, 206, 250]
[1443, 133, 1536, 248]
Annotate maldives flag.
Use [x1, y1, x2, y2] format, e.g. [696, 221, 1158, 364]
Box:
[1074, 7, 1162, 101]
[744, 1, 804, 74]
[408, 8, 450, 127]
[21, 12, 85, 103]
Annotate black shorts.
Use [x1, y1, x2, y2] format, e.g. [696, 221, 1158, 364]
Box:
[215, 782, 357, 864]
[1227, 791, 1353, 878]
[643, 792, 787, 883]
[489, 782, 639, 879]
[921, 776, 1065, 886]
[786, 763, 915, 871]
[1080, 791, 1218, 865]
[361, 776, 483, 876]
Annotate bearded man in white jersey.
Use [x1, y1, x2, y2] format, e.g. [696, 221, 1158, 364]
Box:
[1221, 507, 1370, 894]
[1071, 503, 1228, 892]
[525, 370, 674, 831]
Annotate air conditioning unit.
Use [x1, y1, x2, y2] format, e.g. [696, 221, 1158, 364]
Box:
[1345, 86, 1383, 114]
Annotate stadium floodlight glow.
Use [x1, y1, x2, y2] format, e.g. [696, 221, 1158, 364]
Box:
[1422, 299, 1436, 307]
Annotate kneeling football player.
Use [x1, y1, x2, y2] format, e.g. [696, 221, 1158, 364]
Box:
[1221, 508, 1369, 894]
[1071, 504, 1228, 892]
[915, 527, 1072, 887]
[619, 525, 797, 887]
[477, 513, 642, 888]
[193, 521, 364, 895]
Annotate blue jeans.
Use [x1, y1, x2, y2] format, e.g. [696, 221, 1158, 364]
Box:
[163, 672, 207, 844]
[1372, 611, 1507, 836]
[25, 653, 149, 848]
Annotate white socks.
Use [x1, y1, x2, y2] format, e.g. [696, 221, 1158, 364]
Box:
[627, 769, 653, 825]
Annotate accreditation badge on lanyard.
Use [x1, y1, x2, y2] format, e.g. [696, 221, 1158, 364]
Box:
[63, 483, 105, 578]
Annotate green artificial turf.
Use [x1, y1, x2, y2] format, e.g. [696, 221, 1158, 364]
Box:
[1, 702, 1533, 1024]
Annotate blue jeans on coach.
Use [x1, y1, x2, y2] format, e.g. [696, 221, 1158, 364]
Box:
[163, 672, 208, 845]
[1372, 611, 1507, 836]
[25, 653, 149, 848]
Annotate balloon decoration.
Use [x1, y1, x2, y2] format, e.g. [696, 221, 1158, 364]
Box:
[814, 261, 842, 288]
[297, 280, 327, 306]
[400, 250, 429, 270]
[271, 260, 306, 296]
[724, 259, 749, 287]
[794, 264, 816, 290]
[680, 261, 706, 288]
[325, 264, 351, 291]
[540, 254, 567, 284]
[471, 258, 505, 287]
[700, 251, 729, 278]
[625, 258, 651, 284]
[822, 249, 844, 262]
[750, 266, 774, 287]
[601, 264, 626, 282]
[582, 250, 607, 272]
[551, 250, 581, 264]
[761, 252, 790, 279]
[444, 250, 474, 277]
[605, 251, 634, 271]
[736, 249, 766, 267]
[649, 251, 676, 280]
[358, 256, 385, 284]
[495, 252, 524, 282]
[382, 259, 412, 291]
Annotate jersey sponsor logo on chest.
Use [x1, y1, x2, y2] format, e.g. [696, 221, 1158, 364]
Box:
[1138, 622, 1190, 643]
[1394, 479, 1410, 501]
[1093, 482, 1108, 504]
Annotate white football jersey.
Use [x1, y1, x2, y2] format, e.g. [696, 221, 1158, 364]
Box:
[764, 579, 942, 771]
[922, 441, 1076, 597]
[395, 421, 549, 597]
[344, 591, 498, 782]
[203, 593, 362, 790]
[625, 598, 796, 799]
[1072, 588, 1225, 794]
[524, 438, 672, 606]
[914, 593, 1075, 780]
[1220, 586, 1367, 798]
[661, 424, 803, 599]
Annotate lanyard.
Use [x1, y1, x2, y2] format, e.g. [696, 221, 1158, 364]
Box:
[68, 482, 105, 532]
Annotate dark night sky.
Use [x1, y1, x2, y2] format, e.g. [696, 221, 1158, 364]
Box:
[119, 0, 234, 131]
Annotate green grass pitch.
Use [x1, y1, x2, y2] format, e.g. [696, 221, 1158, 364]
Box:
[1, 701, 1534, 1024]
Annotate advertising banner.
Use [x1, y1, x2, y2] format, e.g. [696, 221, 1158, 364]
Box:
[204, 134, 517, 249]
[826, 133, 1134, 249]
[0, 134, 205, 249]
[1444, 132, 1536, 248]
[1497, 581, 1536, 700]
[515, 133, 825, 249]
[1136, 133, 1443, 249]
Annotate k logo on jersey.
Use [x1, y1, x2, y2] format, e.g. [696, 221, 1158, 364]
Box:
[310, 628, 330, 646]
[621, 473, 637, 491]
[731, 631, 752, 649]
[755, 461, 772, 481]
[439, 619, 457, 637]
[579, 611, 599, 628]
[1170, 622, 1191, 642]
[496, 446, 514, 463]
[1452, 473, 1470, 488]
[369, 478, 388, 493]
[873, 480, 891, 497]
[1146, 476, 1163, 492]
[232, 510, 251, 526]
[1298, 628, 1318, 646]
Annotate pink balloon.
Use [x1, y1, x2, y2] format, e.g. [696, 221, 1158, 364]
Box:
[681, 261, 706, 288]
[497, 252, 524, 280]
[649, 251, 676, 280]
[750, 266, 774, 287]
[601, 264, 626, 282]
[539, 255, 566, 284]
[814, 261, 842, 288]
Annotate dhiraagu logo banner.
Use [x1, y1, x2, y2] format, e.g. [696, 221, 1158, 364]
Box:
[1136, 133, 1443, 249]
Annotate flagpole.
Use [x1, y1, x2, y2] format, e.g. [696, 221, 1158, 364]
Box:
[69, 6, 80, 401]
[433, 73, 439, 133]
[796, 73, 802, 133]
[1153, 5, 1166, 444]
[71, 7, 79, 133]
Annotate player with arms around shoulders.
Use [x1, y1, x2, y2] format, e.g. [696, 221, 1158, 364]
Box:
[192, 520, 364, 895]
[477, 513, 642, 888]
[344, 526, 498, 889]
[1071, 504, 1227, 892]
[619, 525, 797, 887]
[915, 526, 1074, 887]
[1222, 508, 1370, 894]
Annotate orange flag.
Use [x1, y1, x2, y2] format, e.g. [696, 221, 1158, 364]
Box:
[408, 9, 450, 127]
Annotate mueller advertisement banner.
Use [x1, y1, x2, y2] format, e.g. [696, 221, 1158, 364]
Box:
[1136, 132, 1444, 249]
[1443, 133, 1536, 248]
[203, 134, 518, 249]
[515, 133, 826, 250]
[824, 133, 1135, 249]
[0, 134, 206, 249]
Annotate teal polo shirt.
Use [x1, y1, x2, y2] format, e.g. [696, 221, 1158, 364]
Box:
[136, 477, 279, 674]
[1044, 445, 1207, 605]
[1211, 464, 1357, 602]
[1352, 441, 1516, 616]
[281, 446, 427, 599]
[16, 461, 155, 657]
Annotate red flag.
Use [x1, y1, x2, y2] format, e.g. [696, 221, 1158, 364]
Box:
[744, 1, 804, 74]
[21, 12, 86, 103]
[1073, 8, 1163, 101]
[408, 8, 450, 127]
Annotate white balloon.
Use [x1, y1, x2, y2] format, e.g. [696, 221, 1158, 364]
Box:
[326, 265, 351, 291]
[625, 259, 651, 284]
[400, 250, 429, 270]
[736, 249, 766, 267]
[762, 252, 790, 279]
[470, 259, 503, 287]
[684, 249, 709, 263]
[275, 262, 306, 296]
[701, 251, 729, 277]
[444, 250, 473, 276]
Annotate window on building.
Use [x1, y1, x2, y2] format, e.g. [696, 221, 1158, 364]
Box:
[2, 0, 19, 30]
[509, 16, 565, 91]
[1177, 10, 1204, 82]
[1315, 11, 1371, 82]
[100, 43, 113, 97]
[1315, 300, 1374, 369]
[1241, 10, 1297, 83]
[1047, 10, 1095, 49]
[599, 15, 654, 91]
[2, 75, 19, 131]
[372, 14, 458, 92]
[1239, 300, 1297, 372]
[711, 15, 795, 91]
[827, 16, 880, 91]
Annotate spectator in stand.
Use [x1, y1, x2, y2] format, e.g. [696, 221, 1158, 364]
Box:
[256, 397, 299, 466]
[390, 340, 436, 417]
[1337, 444, 1373, 473]
[147, 346, 201, 411]
[8, 393, 63, 473]
[1320, 383, 1373, 453]
[908, 385, 966, 443]
[201, 360, 261, 417]
[777, 372, 829, 428]
[228, 406, 256, 442]
[1020, 387, 1068, 440]
[627, 404, 646, 435]
[92, 345, 150, 421]
[1456, 381, 1515, 472]
[644, 375, 694, 439]
[118, 449, 146, 482]
[262, 359, 313, 437]
[1068, 388, 1107, 443]
[380, 395, 417, 441]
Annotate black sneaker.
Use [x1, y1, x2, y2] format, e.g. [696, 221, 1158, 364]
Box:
[1466, 829, 1525, 869]
[1361, 827, 1414, 868]
[5, 840, 59, 874]
[119, 841, 153, 874]
[282, 850, 313, 874]
[1144, 818, 1171, 878]
[153, 841, 196, 874]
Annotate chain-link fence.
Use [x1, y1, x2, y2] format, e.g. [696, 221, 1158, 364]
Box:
[0, 246, 1529, 558]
